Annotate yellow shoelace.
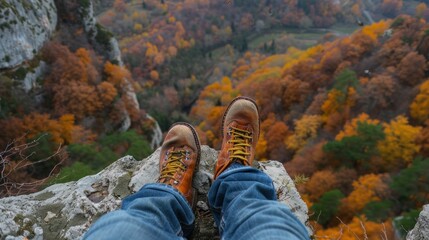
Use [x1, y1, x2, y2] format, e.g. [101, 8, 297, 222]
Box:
[228, 126, 252, 165]
[160, 150, 188, 183]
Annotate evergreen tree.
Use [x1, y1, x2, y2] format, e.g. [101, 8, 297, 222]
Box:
[324, 122, 385, 169]
[391, 157, 429, 210]
[311, 189, 345, 227]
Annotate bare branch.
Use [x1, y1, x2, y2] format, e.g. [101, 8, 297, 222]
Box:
[0, 134, 66, 198]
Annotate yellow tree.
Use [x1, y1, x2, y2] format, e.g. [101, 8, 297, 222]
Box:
[286, 115, 323, 151]
[410, 80, 429, 123]
[340, 174, 389, 218]
[378, 116, 421, 168]
[335, 113, 380, 140]
[258, 113, 277, 159]
[416, 2, 427, 17]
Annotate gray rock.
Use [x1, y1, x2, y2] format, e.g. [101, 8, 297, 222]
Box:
[0, 0, 57, 69]
[0, 146, 312, 239]
[407, 204, 429, 240]
[22, 61, 46, 93]
[197, 201, 209, 211]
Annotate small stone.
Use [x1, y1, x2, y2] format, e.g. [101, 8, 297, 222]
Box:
[197, 201, 209, 211]
[34, 226, 43, 235]
[23, 218, 31, 224]
[44, 211, 56, 222]
[23, 230, 30, 237]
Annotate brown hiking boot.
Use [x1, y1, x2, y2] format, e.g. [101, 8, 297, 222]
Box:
[158, 122, 201, 205]
[214, 96, 260, 179]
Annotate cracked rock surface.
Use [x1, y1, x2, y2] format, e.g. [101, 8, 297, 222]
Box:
[0, 146, 311, 239]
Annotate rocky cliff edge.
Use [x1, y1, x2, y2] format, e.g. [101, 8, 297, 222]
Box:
[407, 205, 429, 240]
[0, 146, 311, 239]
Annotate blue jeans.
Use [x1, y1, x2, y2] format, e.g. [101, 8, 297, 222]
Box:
[83, 164, 309, 240]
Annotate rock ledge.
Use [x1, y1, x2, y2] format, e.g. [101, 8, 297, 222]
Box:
[0, 146, 311, 239]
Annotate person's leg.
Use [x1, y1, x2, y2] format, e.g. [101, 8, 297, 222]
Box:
[84, 183, 194, 239]
[208, 163, 309, 240]
[210, 97, 309, 240]
[84, 123, 201, 240]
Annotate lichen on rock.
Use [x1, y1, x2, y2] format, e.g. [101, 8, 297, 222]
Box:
[0, 146, 312, 239]
[0, 0, 57, 69]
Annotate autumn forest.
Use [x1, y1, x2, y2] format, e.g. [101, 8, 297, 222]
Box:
[1, 0, 429, 239]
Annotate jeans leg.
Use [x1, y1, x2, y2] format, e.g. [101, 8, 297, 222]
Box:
[208, 163, 309, 240]
[83, 183, 195, 240]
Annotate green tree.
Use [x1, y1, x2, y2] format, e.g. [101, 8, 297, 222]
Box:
[311, 189, 345, 227]
[324, 122, 385, 169]
[333, 68, 359, 95]
[390, 157, 429, 210]
[67, 143, 115, 170]
[26, 134, 63, 179]
[363, 200, 393, 222]
[100, 130, 152, 160]
[54, 131, 152, 183]
[394, 209, 421, 238]
[49, 162, 94, 184]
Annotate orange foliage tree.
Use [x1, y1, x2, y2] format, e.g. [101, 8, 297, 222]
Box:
[315, 216, 394, 240]
[416, 120, 429, 156]
[264, 119, 290, 161]
[191, 77, 238, 147]
[360, 74, 397, 109]
[305, 169, 338, 201]
[396, 51, 427, 86]
[0, 113, 90, 146]
[410, 80, 429, 123]
[339, 174, 390, 220]
[285, 141, 327, 177]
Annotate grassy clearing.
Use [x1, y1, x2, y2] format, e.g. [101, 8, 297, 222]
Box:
[248, 32, 285, 49]
[210, 24, 358, 59]
[331, 24, 359, 35]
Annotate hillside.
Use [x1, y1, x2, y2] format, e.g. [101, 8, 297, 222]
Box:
[0, 0, 160, 197]
[192, 14, 429, 239]
[1, 0, 429, 239]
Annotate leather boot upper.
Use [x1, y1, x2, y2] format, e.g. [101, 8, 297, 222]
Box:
[158, 123, 201, 204]
[214, 97, 260, 179]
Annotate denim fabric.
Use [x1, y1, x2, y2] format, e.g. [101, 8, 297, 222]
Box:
[83, 183, 194, 240]
[83, 164, 309, 240]
[208, 163, 309, 240]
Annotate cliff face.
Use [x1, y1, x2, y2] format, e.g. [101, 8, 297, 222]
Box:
[0, 146, 311, 240]
[0, 0, 57, 69]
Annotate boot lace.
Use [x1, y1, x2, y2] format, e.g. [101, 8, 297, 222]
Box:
[228, 126, 252, 165]
[159, 150, 189, 184]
